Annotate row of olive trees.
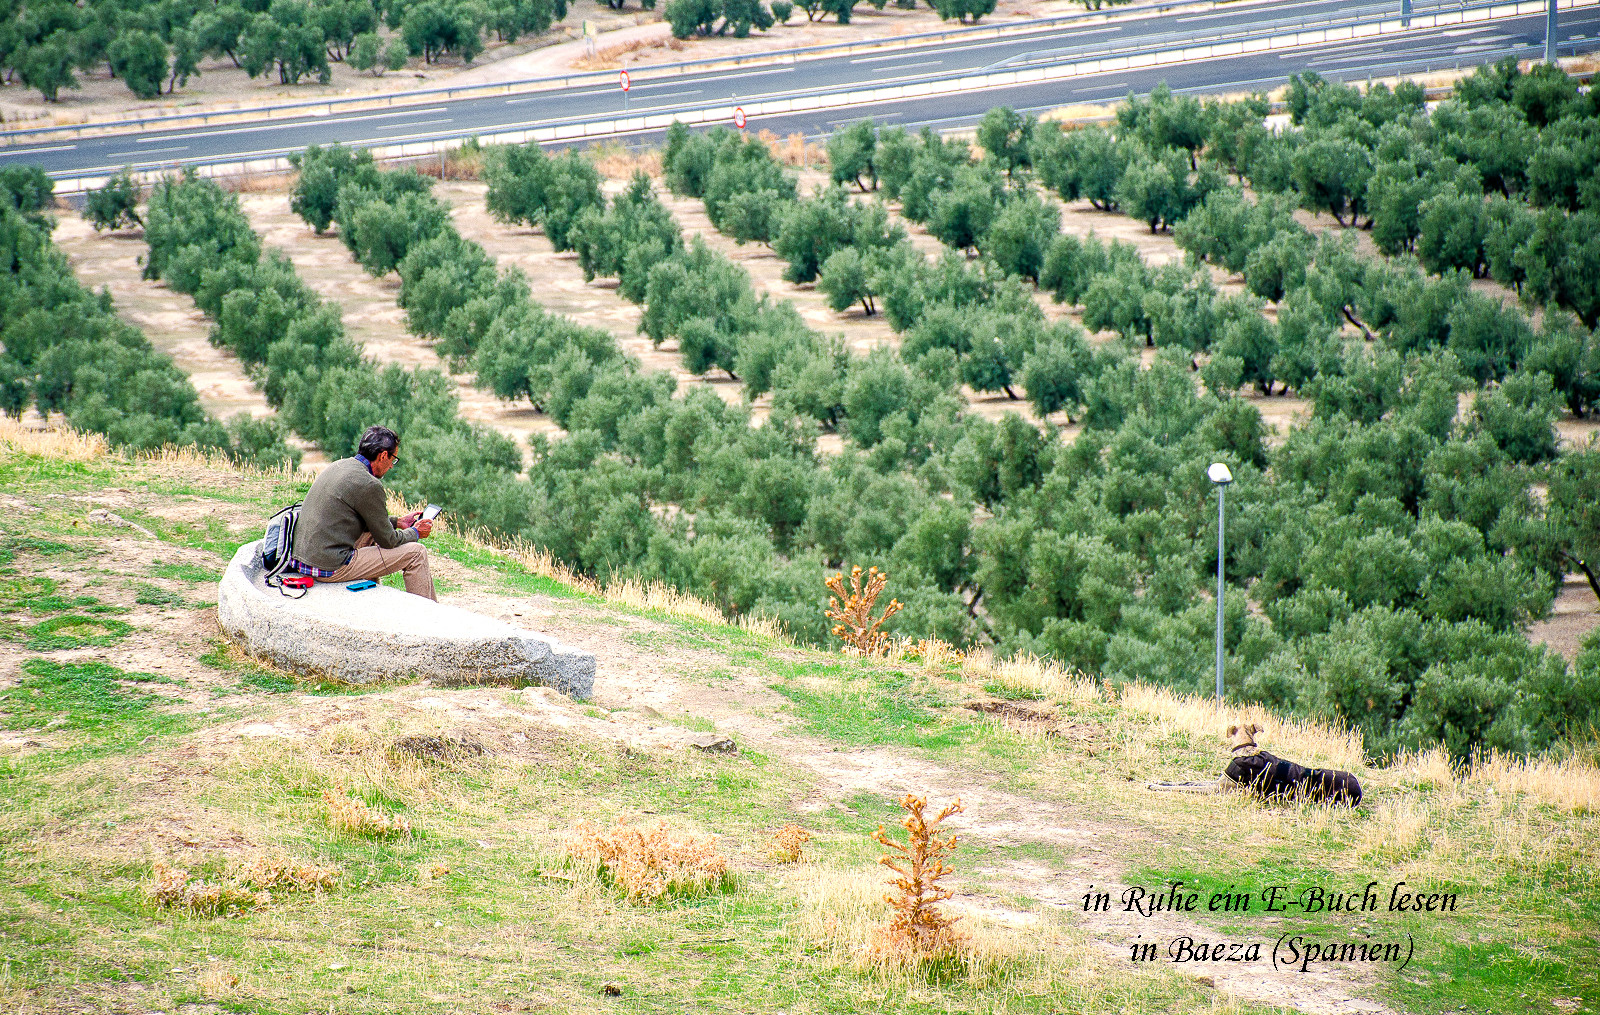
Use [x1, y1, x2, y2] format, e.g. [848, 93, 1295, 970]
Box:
[0, 166, 297, 468]
[639, 102, 1600, 757]
[0, 0, 564, 102]
[137, 166, 537, 532]
[1218, 64, 1600, 327]
[818, 94, 1597, 448]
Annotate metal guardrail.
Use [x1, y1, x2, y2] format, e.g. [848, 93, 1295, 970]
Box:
[986, 0, 1584, 69]
[43, 32, 1598, 197]
[31, 0, 1597, 191]
[0, 0, 1414, 146]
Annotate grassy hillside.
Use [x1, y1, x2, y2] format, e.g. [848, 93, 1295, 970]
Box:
[0, 418, 1595, 1015]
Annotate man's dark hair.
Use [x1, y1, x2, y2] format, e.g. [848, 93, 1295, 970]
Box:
[357, 425, 400, 461]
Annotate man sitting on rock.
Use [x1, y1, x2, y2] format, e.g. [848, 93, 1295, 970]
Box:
[288, 425, 436, 600]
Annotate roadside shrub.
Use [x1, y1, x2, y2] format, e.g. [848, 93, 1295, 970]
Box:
[85, 170, 143, 233]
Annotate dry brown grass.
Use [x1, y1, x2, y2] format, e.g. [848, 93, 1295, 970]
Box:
[1469, 749, 1600, 814]
[145, 861, 269, 916]
[570, 36, 686, 71]
[770, 822, 811, 863]
[1117, 681, 1369, 773]
[144, 855, 336, 920]
[197, 966, 242, 999]
[323, 789, 413, 839]
[0, 416, 109, 462]
[241, 856, 340, 893]
[826, 565, 904, 655]
[756, 129, 828, 169]
[567, 817, 730, 903]
[870, 794, 964, 966]
[589, 140, 663, 179]
[219, 170, 298, 194]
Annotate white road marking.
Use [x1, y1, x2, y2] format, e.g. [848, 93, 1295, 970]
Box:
[850, 50, 939, 64]
[2, 143, 76, 154]
[874, 60, 944, 73]
[126, 107, 451, 145]
[108, 145, 188, 157]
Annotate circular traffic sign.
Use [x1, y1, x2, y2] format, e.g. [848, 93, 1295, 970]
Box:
[733, 106, 746, 129]
[619, 69, 630, 92]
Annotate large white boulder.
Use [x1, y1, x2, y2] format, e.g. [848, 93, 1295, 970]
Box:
[217, 541, 594, 697]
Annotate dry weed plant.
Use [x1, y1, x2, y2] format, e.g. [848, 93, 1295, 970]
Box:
[241, 855, 340, 893]
[198, 966, 242, 998]
[324, 789, 413, 839]
[145, 861, 268, 916]
[789, 865, 1039, 988]
[825, 565, 903, 655]
[567, 818, 730, 903]
[756, 129, 828, 168]
[770, 823, 811, 863]
[870, 794, 965, 965]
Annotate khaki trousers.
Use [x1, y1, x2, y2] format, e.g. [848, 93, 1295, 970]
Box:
[321, 533, 436, 601]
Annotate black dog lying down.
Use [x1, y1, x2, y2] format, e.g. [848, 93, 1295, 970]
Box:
[1224, 724, 1362, 806]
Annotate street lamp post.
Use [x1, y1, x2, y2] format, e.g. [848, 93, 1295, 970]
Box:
[1546, 0, 1560, 63]
[1208, 463, 1233, 702]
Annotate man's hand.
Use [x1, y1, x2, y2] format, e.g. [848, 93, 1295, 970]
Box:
[398, 511, 421, 527]
[415, 519, 434, 538]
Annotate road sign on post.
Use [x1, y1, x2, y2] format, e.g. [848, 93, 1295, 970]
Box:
[733, 107, 747, 130]
[619, 70, 630, 92]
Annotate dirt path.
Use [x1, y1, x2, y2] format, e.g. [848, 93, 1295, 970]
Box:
[239, 194, 557, 452]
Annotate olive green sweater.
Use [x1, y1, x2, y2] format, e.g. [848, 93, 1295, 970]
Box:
[292, 457, 416, 570]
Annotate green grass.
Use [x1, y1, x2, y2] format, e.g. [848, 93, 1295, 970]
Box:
[22, 614, 133, 650]
[1128, 841, 1600, 1014]
[0, 536, 80, 565]
[132, 581, 190, 608]
[769, 659, 976, 752]
[148, 560, 222, 583]
[197, 640, 379, 696]
[0, 658, 191, 760]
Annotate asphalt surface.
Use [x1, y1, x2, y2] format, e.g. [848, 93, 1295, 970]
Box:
[1, 0, 1592, 178]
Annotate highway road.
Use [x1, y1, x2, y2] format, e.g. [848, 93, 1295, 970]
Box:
[1, 0, 1594, 180]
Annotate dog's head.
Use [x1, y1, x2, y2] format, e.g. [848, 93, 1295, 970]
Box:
[1227, 723, 1262, 752]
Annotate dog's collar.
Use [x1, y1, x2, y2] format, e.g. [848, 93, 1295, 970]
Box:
[1231, 744, 1259, 755]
